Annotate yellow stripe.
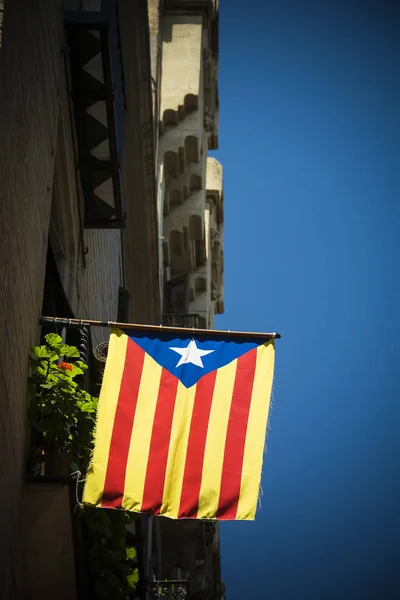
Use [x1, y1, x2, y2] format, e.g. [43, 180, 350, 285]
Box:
[121, 353, 162, 511]
[160, 382, 196, 518]
[236, 341, 275, 520]
[83, 328, 128, 506]
[197, 359, 238, 518]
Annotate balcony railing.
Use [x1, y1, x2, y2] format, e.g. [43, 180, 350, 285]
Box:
[162, 314, 201, 329]
[147, 580, 188, 599]
[204, 521, 217, 546]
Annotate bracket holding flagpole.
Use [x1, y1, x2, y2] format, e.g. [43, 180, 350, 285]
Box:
[39, 316, 281, 341]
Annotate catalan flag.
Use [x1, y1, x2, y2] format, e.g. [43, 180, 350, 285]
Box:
[83, 327, 275, 520]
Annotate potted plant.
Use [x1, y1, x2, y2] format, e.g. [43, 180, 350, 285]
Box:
[28, 332, 98, 477]
[27, 333, 140, 598]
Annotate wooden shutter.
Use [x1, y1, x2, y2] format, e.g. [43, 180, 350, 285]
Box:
[164, 276, 188, 315]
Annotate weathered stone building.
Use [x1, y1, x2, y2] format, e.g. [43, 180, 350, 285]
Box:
[149, 3, 225, 598]
[0, 0, 223, 598]
[156, 0, 224, 331]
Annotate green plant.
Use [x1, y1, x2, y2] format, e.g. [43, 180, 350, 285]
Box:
[28, 333, 98, 470]
[82, 508, 139, 599]
[28, 333, 139, 598]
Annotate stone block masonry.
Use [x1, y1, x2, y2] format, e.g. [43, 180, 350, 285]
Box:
[0, 1, 63, 597]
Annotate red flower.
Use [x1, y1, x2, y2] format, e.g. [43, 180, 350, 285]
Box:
[58, 362, 73, 371]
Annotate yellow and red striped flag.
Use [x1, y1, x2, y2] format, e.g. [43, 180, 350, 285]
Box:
[83, 327, 275, 520]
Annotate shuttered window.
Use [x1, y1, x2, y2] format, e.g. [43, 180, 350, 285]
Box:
[164, 276, 188, 315]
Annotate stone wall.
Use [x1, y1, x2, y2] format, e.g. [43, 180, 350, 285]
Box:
[0, 2, 63, 597]
[0, 2, 125, 595]
[118, 0, 161, 325]
[50, 74, 123, 346]
[157, 7, 223, 328]
[21, 483, 77, 600]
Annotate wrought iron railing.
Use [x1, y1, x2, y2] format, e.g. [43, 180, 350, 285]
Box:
[204, 521, 217, 546]
[162, 314, 201, 329]
[147, 580, 188, 599]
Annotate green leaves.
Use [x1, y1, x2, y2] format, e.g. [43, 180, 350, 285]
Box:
[82, 509, 139, 599]
[40, 334, 81, 358]
[28, 336, 142, 600]
[39, 382, 56, 390]
[32, 345, 51, 359]
[63, 346, 80, 358]
[28, 338, 98, 458]
[69, 363, 85, 377]
[76, 360, 89, 371]
[126, 546, 136, 560]
[45, 333, 63, 348]
[127, 568, 139, 587]
[36, 364, 49, 377]
[78, 401, 98, 413]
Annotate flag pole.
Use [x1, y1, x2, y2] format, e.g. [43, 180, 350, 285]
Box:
[39, 316, 281, 340]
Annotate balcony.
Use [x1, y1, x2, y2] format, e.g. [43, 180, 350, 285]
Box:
[162, 314, 203, 329]
[147, 580, 188, 599]
[64, 0, 125, 228]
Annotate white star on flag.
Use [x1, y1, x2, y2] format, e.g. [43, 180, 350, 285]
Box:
[169, 339, 214, 368]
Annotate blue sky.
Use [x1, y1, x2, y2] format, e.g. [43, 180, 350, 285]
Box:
[213, 1, 400, 598]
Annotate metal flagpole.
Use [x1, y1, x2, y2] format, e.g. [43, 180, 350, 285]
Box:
[39, 316, 281, 340]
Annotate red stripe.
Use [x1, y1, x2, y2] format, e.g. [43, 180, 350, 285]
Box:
[217, 349, 258, 519]
[101, 338, 145, 508]
[140, 369, 179, 515]
[178, 370, 218, 518]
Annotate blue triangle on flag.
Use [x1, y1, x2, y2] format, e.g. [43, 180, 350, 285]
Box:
[124, 330, 260, 388]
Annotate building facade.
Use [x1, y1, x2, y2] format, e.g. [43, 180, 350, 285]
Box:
[150, 3, 225, 599]
[0, 0, 223, 598]
[156, 0, 224, 331]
